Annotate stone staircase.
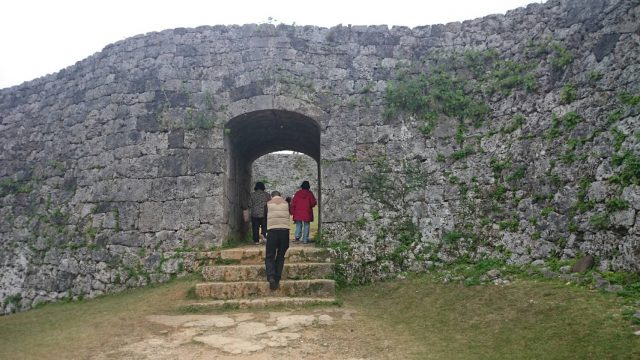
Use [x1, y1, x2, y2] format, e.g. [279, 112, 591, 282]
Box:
[190, 245, 336, 309]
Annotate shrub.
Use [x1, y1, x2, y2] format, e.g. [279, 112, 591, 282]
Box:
[606, 198, 629, 212]
[560, 84, 577, 104]
[507, 166, 527, 183]
[550, 43, 573, 70]
[611, 127, 627, 151]
[619, 92, 640, 106]
[443, 231, 464, 244]
[541, 207, 555, 217]
[590, 213, 610, 230]
[561, 111, 582, 130]
[499, 218, 519, 232]
[609, 152, 640, 186]
[451, 146, 475, 160]
[0, 178, 32, 197]
[501, 113, 526, 134]
[589, 70, 603, 82]
[608, 109, 623, 123]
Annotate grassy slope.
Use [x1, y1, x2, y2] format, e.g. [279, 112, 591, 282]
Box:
[0, 277, 194, 360]
[0, 274, 638, 359]
[340, 276, 640, 359]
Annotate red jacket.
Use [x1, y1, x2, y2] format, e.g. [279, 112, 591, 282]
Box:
[290, 189, 317, 222]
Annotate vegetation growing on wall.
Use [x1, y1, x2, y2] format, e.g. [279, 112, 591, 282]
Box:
[384, 36, 576, 143]
[323, 156, 429, 285]
[330, 34, 630, 287]
[157, 89, 225, 131]
[0, 178, 32, 198]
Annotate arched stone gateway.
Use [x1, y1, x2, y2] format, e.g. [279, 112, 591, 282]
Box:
[1, 0, 639, 313]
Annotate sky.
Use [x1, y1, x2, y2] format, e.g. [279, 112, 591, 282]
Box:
[0, 0, 543, 89]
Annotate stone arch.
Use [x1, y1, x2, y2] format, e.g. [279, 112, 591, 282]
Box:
[223, 96, 325, 240]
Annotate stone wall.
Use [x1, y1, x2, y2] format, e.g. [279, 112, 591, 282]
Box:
[252, 153, 318, 199]
[1, 0, 638, 313]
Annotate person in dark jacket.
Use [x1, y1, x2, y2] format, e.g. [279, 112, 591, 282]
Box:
[248, 182, 271, 244]
[290, 180, 317, 244]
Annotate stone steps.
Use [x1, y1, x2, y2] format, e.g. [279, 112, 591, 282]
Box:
[191, 246, 332, 265]
[191, 245, 336, 308]
[202, 262, 334, 282]
[195, 279, 335, 300]
[185, 297, 338, 310]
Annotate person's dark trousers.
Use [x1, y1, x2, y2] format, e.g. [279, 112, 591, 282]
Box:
[251, 217, 267, 243]
[265, 229, 290, 284]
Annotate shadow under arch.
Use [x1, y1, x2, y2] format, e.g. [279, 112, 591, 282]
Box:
[224, 109, 321, 241]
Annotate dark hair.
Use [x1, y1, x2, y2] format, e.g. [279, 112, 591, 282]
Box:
[300, 181, 310, 190]
[271, 190, 281, 197]
[254, 182, 265, 191]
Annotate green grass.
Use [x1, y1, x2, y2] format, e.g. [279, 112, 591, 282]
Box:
[339, 275, 640, 359]
[1, 273, 638, 359]
[0, 276, 198, 360]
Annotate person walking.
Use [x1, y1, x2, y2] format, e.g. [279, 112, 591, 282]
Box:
[248, 182, 271, 244]
[290, 180, 317, 244]
[264, 190, 290, 290]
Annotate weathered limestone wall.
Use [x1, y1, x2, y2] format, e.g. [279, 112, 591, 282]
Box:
[252, 153, 318, 199]
[0, 0, 638, 312]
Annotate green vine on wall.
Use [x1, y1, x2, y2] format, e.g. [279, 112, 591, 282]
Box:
[384, 37, 573, 140]
[362, 157, 428, 268]
[361, 156, 427, 214]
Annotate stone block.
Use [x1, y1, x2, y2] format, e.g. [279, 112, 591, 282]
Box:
[157, 150, 189, 177]
[168, 129, 184, 148]
[198, 196, 224, 223]
[202, 263, 334, 282]
[139, 202, 164, 232]
[321, 161, 359, 190]
[610, 209, 635, 227]
[188, 149, 224, 174]
[622, 185, 640, 211]
[588, 181, 613, 202]
[321, 189, 364, 222]
[150, 177, 178, 201]
[184, 129, 223, 149]
[110, 232, 145, 247]
[571, 255, 595, 273]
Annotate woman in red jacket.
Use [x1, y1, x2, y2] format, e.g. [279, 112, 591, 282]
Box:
[290, 181, 317, 244]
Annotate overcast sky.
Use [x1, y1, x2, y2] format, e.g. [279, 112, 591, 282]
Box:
[0, 0, 543, 89]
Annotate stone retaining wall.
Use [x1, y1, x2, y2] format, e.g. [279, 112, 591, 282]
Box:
[252, 153, 318, 199]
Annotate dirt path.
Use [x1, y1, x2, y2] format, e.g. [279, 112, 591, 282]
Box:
[91, 307, 407, 360]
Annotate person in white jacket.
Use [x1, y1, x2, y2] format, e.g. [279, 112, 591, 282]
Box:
[264, 191, 290, 290]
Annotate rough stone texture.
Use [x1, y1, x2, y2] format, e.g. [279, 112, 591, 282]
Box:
[1, 0, 640, 313]
[195, 279, 335, 300]
[252, 153, 318, 199]
[202, 262, 334, 282]
[91, 310, 353, 358]
[571, 255, 595, 273]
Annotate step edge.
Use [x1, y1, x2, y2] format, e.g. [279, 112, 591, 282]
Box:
[202, 262, 335, 269]
[188, 296, 337, 303]
[196, 279, 335, 286]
